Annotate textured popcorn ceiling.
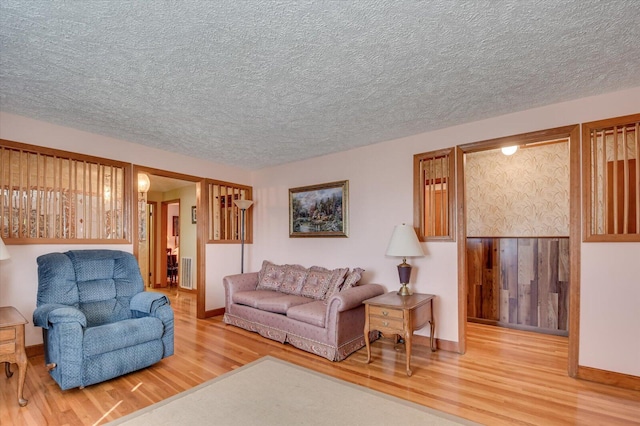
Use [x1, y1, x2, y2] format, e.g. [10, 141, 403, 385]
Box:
[1, 1, 639, 170]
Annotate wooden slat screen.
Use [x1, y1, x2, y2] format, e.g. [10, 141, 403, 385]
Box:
[207, 181, 252, 243]
[583, 114, 639, 241]
[0, 140, 129, 242]
[414, 148, 455, 241]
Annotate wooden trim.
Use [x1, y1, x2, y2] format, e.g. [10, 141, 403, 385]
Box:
[205, 307, 225, 318]
[197, 180, 208, 319]
[206, 180, 253, 244]
[413, 153, 422, 240]
[1, 139, 132, 243]
[413, 334, 460, 353]
[133, 165, 204, 184]
[578, 113, 640, 130]
[568, 124, 582, 377]
[582, 124, 596, 241]
[1, 139, 132, 169]
[577, 366, 640, 391]
[582, 114, 640, 242]
[4, 238, 130, 245]
[580, 233, 640, 242]
[413, 148, 456, 242]
[458, 125, 577, 153]
[455, 146, 467, 354]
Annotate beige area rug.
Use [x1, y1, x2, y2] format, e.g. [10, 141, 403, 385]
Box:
[108, 356, 479, 426]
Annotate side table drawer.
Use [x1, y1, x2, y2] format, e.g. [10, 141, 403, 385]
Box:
[0, 328, 16, 342]
[369, 316, 403, 334]
[0, 327, 16, 342]
[369, 306, 403, 320]
[0, 341, 16, 355]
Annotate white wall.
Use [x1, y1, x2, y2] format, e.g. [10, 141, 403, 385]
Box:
[0, 112, 251, 345]
[250, 86, 640, 376]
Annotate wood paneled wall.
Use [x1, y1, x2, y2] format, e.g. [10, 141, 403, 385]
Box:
[467, 237, 569, 334]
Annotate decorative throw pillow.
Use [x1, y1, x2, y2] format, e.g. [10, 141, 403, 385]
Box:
[257, 260, 271, 283]
[256, 261, 286, 291]
[341, 268, 364, 291]
[278, 264, 308, 295]
[318, 267, 349, 300]
[301, 269, 334, 300]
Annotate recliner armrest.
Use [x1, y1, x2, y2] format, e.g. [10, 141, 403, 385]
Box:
[130, 292, 170, 315]
[33, 304, 87, 329]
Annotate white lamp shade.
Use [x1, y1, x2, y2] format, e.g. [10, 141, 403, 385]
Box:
[138, 173, 151, 193]
[386, 224, 424, 257]
[0, 237, 10, 260]
[233, 199, 254, 210]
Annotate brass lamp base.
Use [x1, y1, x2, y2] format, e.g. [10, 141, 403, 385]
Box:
[397, 283, 412, 296]
[396, 259, 413, 296]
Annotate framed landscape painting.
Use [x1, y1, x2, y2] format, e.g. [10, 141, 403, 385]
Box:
[289, 180, 349, 237]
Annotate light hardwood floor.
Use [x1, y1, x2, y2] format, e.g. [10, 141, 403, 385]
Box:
[2, 289, 639, 425]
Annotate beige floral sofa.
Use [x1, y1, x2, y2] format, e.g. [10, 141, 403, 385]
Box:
[223, 261, 385, 361]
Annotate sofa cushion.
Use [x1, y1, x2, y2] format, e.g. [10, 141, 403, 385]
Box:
[256, 261, 287, 291]
[278, 264, 308, 295]
[301, 269, 334, 300]
[233, 290, 280, 308]
[255, 295, 313, 314]
[286, 300, 327, 327]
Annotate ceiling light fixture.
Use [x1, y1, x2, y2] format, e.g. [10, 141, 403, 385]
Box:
[501, 146, 518, 156]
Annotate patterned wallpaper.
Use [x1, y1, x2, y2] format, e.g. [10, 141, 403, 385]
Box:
[466, 142, 569, 237]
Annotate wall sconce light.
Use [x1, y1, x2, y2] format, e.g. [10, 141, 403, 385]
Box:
[138, 173, 151, 193]
[137, 173, 151, 243]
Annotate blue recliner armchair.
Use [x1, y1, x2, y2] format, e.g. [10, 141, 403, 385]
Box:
[33, 250, 174, 390]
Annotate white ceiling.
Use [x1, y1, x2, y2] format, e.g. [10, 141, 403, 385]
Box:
[1, 1, 639, 170]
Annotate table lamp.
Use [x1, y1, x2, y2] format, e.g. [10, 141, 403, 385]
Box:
[385, 224, 424, 296]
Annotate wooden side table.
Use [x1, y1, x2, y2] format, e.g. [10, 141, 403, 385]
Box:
[363, 292, 435, 376]
[0, 306, 29, 406]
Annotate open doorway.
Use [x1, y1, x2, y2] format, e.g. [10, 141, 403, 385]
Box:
[456, 124, 581, 376]
[164, 200, 180, 289]
[464, 140, 570, 336]
[134, 166, 204, 318]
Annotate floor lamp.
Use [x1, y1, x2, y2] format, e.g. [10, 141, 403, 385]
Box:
[233, 200, 254, 273]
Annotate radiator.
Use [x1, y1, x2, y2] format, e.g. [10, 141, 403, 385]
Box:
[180, 257, 193, 289]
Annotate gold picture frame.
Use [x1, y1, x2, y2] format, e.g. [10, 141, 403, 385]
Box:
[289, 180, 348, 238]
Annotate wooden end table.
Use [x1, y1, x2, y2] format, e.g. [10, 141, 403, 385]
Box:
[363, 292, 435, 377]
[1, 306, 29, 406]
